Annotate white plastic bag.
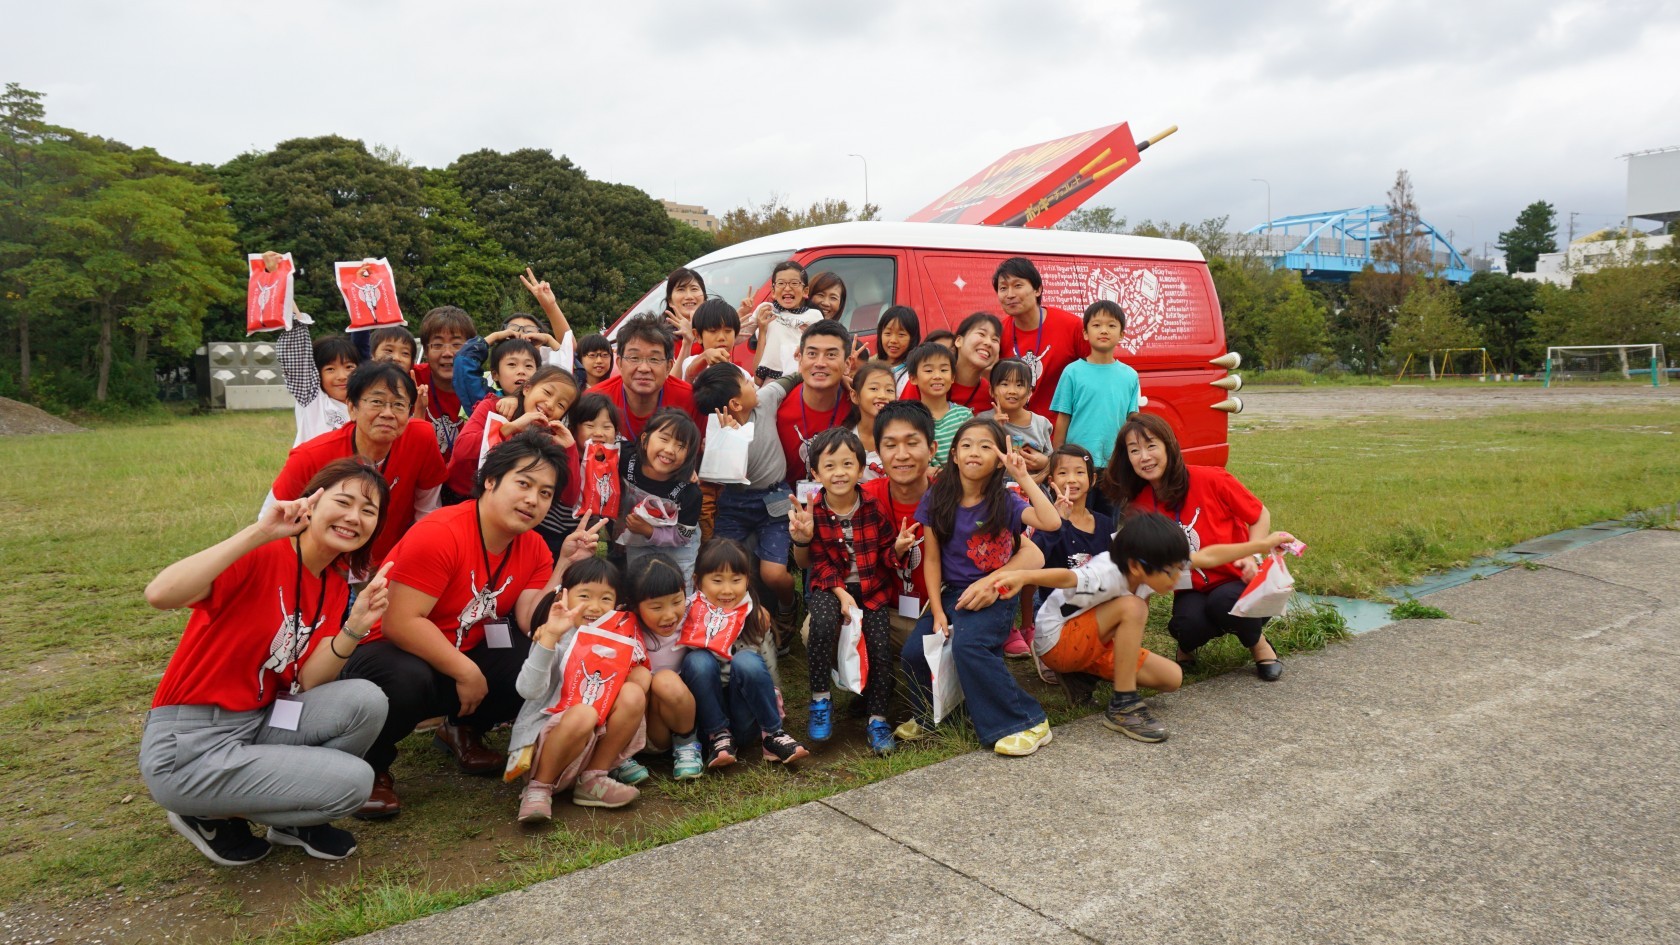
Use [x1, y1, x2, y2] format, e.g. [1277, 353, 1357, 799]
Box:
[1230, 552, 1294, 618]
[922, 631, 964, 723]
[698, 415, 753, 484]
[831, 606, 869, 695]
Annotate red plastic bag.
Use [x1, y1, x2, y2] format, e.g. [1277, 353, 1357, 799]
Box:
[678, 595, 754, 661]
[245, 253, 295, 335]
[1230, 552, 1295, 618]
[334, 258, 405, 333]
[579, 440, 621, 520]
[545, 612, 645, 725]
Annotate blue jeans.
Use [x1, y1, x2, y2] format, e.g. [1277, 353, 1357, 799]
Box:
[901, 588, 1046, 746]
[713, 484, 791, 566]
[678, 648, 783, 741]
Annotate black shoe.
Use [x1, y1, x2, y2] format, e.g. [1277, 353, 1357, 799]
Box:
[1255, 658, 1284, 682]
[268, 823, 358, 860]
[761, 730, 810, 765]
[1102, 699, 1168, 743]
[1058, 671, 1101, 707]
[166, 812, 271, 867]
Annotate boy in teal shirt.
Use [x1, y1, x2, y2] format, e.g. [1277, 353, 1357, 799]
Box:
[1050, 300, 1140, 485]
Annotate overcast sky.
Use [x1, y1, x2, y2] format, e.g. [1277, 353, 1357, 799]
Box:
[11, 1, 1679, 256]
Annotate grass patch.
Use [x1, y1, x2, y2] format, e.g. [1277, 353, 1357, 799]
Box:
[4, 398, 1678, 942]
[1390, 600, 1452, 620]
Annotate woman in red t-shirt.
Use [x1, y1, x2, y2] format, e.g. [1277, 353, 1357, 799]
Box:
[1103, 413, 1286, 681]
[139, 459, 395, 867]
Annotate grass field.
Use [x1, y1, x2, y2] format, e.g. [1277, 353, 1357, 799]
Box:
[2, 398, 1678, 943]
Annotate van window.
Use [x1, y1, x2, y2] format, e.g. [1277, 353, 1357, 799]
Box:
[618, 251, 785, 330]
[803, 255, 896, 337]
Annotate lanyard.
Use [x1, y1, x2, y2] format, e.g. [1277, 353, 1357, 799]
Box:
[800, 390, 845, 442]
[476, 502, 514, 601]
[1011, 308, 1045, 361]
[284, 539, 330, 692]
[620, 386, 663, 440]
[958, 381, 984, 409]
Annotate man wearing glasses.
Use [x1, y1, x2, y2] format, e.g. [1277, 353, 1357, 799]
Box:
[586, 313, 700, 439]
[264, 361, 448, 570]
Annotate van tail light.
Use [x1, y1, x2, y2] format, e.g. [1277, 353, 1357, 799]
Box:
[1211, 397, 1244, 414]
[1210, 375, 1243, 392]
[1210, 352, 1241, 370]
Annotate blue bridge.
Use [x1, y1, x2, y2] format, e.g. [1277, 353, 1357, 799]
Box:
[1243, 206, 1475, 284]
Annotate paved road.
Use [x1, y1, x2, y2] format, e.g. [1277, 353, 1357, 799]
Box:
[353, 529, 1680, 945]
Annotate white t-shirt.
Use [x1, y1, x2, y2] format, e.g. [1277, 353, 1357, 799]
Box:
[759, 307, 821, 377]
[1031, 551, 1154, 657]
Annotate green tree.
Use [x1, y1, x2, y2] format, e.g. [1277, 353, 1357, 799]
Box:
[1055, 206, 1127, 234]
[410, 168, 520, 320]
[1259, 274, 1331, 370]
[1340, 268, 1409, 373]
[1388, 278, 1481, 373]
[715, 195, 879, 248]
[0, 82, 60, 399]
[1457, 271, 1539, 372]
[1496, 201, 1557, 274]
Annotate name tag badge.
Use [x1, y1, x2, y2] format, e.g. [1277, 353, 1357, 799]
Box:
[795, 480, 822, 505]
[268, 695, 303, 731]
[484, 621, 513, 649]
[897, 595, 922, 619]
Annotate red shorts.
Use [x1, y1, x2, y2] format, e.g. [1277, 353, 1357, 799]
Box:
[1040, 609, 1149, 679]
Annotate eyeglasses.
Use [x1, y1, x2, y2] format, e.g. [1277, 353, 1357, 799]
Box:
[620, 356, 668, 368]
[360, 398, 410, 414]
[772, 279, 805, 289]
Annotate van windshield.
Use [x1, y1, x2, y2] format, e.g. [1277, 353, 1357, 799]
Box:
[618, 251, 786, 331]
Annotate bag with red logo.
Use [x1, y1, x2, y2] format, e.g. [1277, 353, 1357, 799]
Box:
[546, 612, 646, 725]
[677, 594, 754, 661]
[1229, 552, 1295, 619]
[831, 605, 868, 695]
[245, 252, 295, 335]
[579, 439, 622, 520]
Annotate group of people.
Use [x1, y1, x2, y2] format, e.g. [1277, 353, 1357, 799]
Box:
[139, 254, 1297, 869]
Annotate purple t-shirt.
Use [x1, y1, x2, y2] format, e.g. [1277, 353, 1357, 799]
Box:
[916, 490, 1027, 590]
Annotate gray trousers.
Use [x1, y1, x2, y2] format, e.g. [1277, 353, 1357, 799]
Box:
[139, 679, 387, 827]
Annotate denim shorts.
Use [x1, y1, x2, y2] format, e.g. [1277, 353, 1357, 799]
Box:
[713, 484, 792, 566]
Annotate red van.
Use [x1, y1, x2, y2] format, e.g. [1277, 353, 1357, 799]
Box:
[615, 221, 1240, 465]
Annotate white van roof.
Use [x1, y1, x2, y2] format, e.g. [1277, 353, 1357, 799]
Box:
[686, 221, 1208, 266]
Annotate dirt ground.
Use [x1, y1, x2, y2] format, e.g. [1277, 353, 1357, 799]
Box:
[0, 396, 85, 436]
[1234, 383, 1679, 424]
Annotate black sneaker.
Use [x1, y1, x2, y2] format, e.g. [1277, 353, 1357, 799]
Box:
[1101, 698, 1167, 743]
[706, 730, 737, 769]
[1059, 671, 1101, 707]
[267, 823, 358, 860]
[166, 812, 271, 867]
[761, 730, 810, 765]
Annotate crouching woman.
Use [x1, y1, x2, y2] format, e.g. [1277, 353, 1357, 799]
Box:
[139, 459, 393, 867]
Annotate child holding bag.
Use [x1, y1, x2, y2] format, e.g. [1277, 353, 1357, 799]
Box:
[618, 409, 703, 582]
[675, 539, 808, 768]
[789, 428, 918, 755]
[897, 418, 1062, 757]
[509, 559, 649, 822]
[624, 554, 705, 780]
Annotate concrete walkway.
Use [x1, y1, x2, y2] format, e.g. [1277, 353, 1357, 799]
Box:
[353, 529, 1680, 945]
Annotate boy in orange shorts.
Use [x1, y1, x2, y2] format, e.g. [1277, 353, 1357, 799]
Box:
[994, 512, 1295, 743]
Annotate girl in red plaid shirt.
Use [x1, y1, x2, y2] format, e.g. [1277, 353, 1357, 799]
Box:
[791, 428, 920, 755]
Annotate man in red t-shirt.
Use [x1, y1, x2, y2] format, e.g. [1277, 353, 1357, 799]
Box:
[860, 401, 937, 654]
[341, 430, 598, 818]
[587, 314, 699, 440]
[773, 319, 855, 488]
[994, 257, 1091, 417]
[266, 362, 447, 570]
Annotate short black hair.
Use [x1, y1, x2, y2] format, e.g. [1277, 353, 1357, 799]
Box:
[367, 326, 416, 361]
[873, 399, 935, 446]
[800, 318, 850, 352]
[924, 329, 956, 347]
[502, 312, 542, 331]
[691, 298, 740, 335]
[771, 259, 808, 286]
[992, 256, 1043, 294]
[1111, 511, 1191, 575]
[568, 392, 623, 441]
[989, 357, 1035, 391]
[346, 360, 418, 410]
[905, 341, 954, 377]
[559, 555, 622, 598]
[875, 306, 921, 349]
[491, 337, 541, 374]
[806, 427, 866, 471]
[313, 333, 361, 372]
[692, 362, 750, 416]
[475, 427, 569, 499]
[638, 408, 701, 480]
[577, 333, 613, 359]
[1083, 299, 1126, 331]
[625, 552, 687, 613]
[955, 311, 1003, 339]
[615, 313, 674, 360]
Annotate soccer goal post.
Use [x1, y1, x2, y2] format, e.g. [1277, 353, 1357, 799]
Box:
[1397, 348, 1496, 380]
[1544, 345, 1668, 388]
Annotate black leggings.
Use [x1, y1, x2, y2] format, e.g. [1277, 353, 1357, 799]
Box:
[341, 636, 531, 772]
[1168, 581, 1271, 654]
[806, 584, 894, 719]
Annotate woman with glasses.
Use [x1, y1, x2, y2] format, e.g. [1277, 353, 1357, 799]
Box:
[264, 361, 449, 570]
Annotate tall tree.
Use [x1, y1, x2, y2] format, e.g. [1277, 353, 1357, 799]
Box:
[1458, 271, 1539, 372]
[1374, 169, 1433, 279]
[714, 195, 879, 248]
[1388, 278, 1481, 371]
[0, 82, 56, 398]
[1496, 201, 1558, 274]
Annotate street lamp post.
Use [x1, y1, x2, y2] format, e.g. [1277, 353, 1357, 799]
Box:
[848, 153, 869, 211]
[1250, 177, 1272, 239]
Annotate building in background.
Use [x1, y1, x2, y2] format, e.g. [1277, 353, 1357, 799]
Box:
[1517, 146, 1678, 285]
[661, 200, 719, 233]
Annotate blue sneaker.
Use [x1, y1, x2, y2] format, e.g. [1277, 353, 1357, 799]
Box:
[807, 698, 833, 742]
[609, 759, 650, 785]
[866, 718, 897, 756]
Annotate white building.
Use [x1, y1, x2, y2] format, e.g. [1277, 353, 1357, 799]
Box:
[1517, 145, 1678, 286]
